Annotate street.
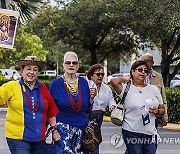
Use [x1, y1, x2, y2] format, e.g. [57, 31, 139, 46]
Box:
[0, 111, 180, 154]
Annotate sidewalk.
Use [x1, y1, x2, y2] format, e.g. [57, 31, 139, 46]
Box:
[103, 116, 180, 131]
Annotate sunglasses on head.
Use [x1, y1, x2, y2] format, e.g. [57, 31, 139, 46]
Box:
[65, 61, 78, 65]
[93, 72, 105, 77]
[135, 68, 148, 73]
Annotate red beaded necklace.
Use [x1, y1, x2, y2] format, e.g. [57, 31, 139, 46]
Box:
[21, 85, 40, 112]
[64, 83, 82, 112]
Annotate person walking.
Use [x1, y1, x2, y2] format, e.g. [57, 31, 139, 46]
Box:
[110, 60, 165, 154]
[0, 56, 60, 154]
[85, 64, 116, 154]
[141, 53, 168, 126]
[49, 51, 96, 154]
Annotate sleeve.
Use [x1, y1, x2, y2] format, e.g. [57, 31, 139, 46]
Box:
[49, 79, 57, 99]
[107, 86, 117, 107]
[41, 82, 59, 118]
[0, 81, 14, 105]
[152, 85, 163, 105]
[82, 77, 92, 113]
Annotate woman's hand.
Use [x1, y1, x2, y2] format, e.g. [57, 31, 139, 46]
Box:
[122, 75, 131, 82]
[149, 104, 165, 117]
[149, 106, 159, 115]
[109, 105, 116, 112]
[52, 130, 60, 141]
[90, 87, 97, 99]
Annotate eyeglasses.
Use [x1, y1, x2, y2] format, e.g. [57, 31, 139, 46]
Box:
[64, 61, 78, 65]
[93, 72, 105, 77]
[135, 68, 148, 74]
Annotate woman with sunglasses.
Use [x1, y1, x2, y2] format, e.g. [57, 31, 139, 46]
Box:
[110, 60, 165, 154]
[49, 51, 96, 154]
[85, 64, 116, 154]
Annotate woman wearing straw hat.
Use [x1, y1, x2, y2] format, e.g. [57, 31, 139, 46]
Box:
[0, 56, 60, 154]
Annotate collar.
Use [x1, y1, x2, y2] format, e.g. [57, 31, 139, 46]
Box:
[19, 77, 41, 89]
[150, 69, 156, 78]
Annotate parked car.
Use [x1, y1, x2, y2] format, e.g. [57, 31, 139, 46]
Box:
[170, 74, 180, 88]
[0, 69, 20, 80]
[40, 70, 56, 76]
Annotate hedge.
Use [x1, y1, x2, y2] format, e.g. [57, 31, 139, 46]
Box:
[165, 88, 180, 124]
[0, 79, 180, 123]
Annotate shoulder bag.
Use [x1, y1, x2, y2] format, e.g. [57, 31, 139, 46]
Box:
[111, 81, 131, 126]
[81, 119, 102, 152]
[39, 126, 64, 154]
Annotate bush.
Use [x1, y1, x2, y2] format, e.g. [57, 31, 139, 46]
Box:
[166, 88, 180, 124]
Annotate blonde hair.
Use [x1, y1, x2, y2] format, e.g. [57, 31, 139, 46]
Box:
[63, 51, 78, 62]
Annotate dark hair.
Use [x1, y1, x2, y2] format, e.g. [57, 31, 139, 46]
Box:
[87, 64, 103, 80]
[130, 60, 149, 79]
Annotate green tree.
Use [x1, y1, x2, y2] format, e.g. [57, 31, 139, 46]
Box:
[120, 0, 180, 86]
[0, 26, 48, 68]
[27, 1, 137, 65]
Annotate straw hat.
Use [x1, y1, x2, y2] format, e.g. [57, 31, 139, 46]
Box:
[16, 56, 46, 68]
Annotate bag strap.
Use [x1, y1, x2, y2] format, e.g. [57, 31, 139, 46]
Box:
[45, 125, 58, 139]
[120, 81, 131, 105]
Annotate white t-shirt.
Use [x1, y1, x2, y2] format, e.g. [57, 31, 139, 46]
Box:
[120, 84, 163, 135]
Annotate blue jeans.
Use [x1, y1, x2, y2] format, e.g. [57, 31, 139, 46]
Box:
[122, 129, 156, 154]
[6, 138, 42, 154]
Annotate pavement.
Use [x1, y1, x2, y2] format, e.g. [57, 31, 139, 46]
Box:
[0, 108, 179, 131]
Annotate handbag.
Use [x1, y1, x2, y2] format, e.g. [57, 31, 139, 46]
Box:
[39, 126, 64, 154]
[81, 119, 102, 152]
[111, 81, 131, 126]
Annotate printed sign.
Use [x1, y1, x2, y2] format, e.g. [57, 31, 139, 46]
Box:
[0, 8, 19, 49]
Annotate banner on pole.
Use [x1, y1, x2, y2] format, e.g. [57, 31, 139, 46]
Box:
[0, 8, 19, 49]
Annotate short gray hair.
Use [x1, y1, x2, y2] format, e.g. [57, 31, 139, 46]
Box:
[63, 51, 78, 62]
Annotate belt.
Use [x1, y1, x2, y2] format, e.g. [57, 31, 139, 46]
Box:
[91, 110, 104, 114]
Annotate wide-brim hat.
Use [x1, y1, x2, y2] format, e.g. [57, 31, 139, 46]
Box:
[16, 56, 46, 68]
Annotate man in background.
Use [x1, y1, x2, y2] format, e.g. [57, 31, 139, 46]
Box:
[141, 53, 168, 126]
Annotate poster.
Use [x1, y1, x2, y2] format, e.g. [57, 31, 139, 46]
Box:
[0, 9, 19, 49]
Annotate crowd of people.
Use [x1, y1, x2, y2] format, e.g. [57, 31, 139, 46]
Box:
[0, 52, 167, 154]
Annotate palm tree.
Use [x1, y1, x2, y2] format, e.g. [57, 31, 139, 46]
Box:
[0, 0, 44, 24]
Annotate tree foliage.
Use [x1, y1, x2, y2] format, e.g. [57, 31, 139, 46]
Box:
[26, 0, 179, 85]
[27, 1, 137, 66]
[120, 0, 180, 86]
[0, 26, 48, 68]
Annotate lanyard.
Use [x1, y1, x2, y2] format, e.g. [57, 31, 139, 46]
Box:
[21, 84, 40, 112]
[64, 83, 82, 112]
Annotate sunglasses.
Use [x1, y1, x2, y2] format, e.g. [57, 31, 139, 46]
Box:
[135, 68, 148, 74]
[93, 72, 105, 77]
[65, 61, 78, 65]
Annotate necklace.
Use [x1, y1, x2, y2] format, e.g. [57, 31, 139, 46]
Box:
[63, 75, 77, 84]
[64, 83, 82, 112]
[133, 82, 146, 94]
[136, 86, 143, 94]
[21, 85, 40, 119]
